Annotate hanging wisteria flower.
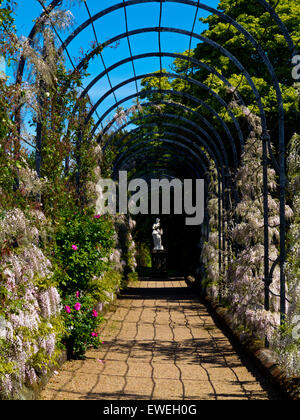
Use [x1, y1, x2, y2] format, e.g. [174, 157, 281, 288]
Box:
[0, 208, 63, 398]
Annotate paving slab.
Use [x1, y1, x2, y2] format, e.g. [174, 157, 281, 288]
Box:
[40, 278, 283, 400]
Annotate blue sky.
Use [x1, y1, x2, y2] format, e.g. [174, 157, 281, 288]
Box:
[9, 0, 219, 135]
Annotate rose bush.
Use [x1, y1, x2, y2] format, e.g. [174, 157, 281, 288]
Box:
[62, 291, 104, 360]
[53, 209, 115, 294]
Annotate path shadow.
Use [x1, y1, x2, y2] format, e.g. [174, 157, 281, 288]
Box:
[118, 286, 193, 301]
[115, 277, 287, 401]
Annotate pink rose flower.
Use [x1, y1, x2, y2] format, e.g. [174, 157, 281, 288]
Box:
[76, 291, 80, 298]
[72, 245, 78, 251]
[91, 332, 98, 337]
[65, 306, 71, 314]
[94, 214, 101, 219]
[92, 310, 98, 318]
[74, 302, 81, 311]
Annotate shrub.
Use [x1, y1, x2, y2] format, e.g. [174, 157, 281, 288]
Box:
[53, 211, 115, 294]
[136, 242, 152, 268]
[62, 291, 104, 360]
[88, 269, 122, 304]
[127, 271, 138, 285]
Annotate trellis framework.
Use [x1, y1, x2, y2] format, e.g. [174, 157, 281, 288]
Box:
[15, 0, 299, 336]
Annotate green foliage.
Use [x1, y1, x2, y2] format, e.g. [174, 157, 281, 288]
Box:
[272, 320, 300, 377]
[35, 66, 98, 220]
[0, 339, 16, 378]
[0, 1, 16, 59]
[192, 0, 299, 141]
[135, 242, 152, 268]
[61, 291, 104, 360]
[53, 210, 115, 294]
[26, 316, 65, 374]
[127, 271, 138, 285]
[137, 0, 299, 165]
[88, 269, 122, 304]
[0, 1, 21, 209]
[0, 0, 131, 393]
[286, 133, 300, 290]
[101, 142, 117, 179]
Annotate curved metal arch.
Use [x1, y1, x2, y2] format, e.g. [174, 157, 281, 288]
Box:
[21, 2, 290, 179]
[78, 51, 246, 111]
[16, 0, 62, 85]
[105, 117, 228, 172]
[102, 102, 237, 171]
[56, 1, 296, 195]
[16, 0, 297, 120]
[256, 0, 297, 53]
[115, 129, 219, 179]
[111, 125, 225, 179]
[122, 153, 202, 181]
[114, 136, 211, 179]
[58, 1, 296, 59]
[114, 127, 227, 215]
[103, 112, 234, 208]
[114, 142, 206, 180]
[91, 88, 241, 162]
[91, 91, 237, 213]
[101, 109, 236, 215]
[63, 13, 292, 181]
[133, 167, 190, 181]
[108, 124, 228, 195]
[14, 0, 295, 322]
[112, 124, 228, 225]
[70, 50, 242, 174]
[104, 111, 229, 164]
[102, 107, 236, 207]
[85, 71, 244, 151]
[17, 1, 295, 177]
[64, 22, 281, 181]
[75, 26, 266, 143]
[78, 27, 272, 154]
[57, 2, 292, 312]
[117, 146, 205, 179]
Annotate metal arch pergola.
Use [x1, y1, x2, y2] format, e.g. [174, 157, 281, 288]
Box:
[15, 0, 298, 331]
[98, 95, 240, 165]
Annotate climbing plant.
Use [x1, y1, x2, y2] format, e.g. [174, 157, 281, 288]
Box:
[272, 133, 300, 377]
[226, 106, 291, 341]
[0, 0, 138, 398]
[0, 0, 298, 398]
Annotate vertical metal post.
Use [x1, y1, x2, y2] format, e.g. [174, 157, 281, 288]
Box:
[278, 129, 286, 324]
[262, 132, 270, 346]
[75, 130, 82, 205]
[218, 175, 222, 302]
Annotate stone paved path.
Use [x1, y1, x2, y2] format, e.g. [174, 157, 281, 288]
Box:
[40, 278, 283, 400]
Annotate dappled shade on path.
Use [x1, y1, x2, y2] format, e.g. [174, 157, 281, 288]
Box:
[40, 278, 283, 400]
